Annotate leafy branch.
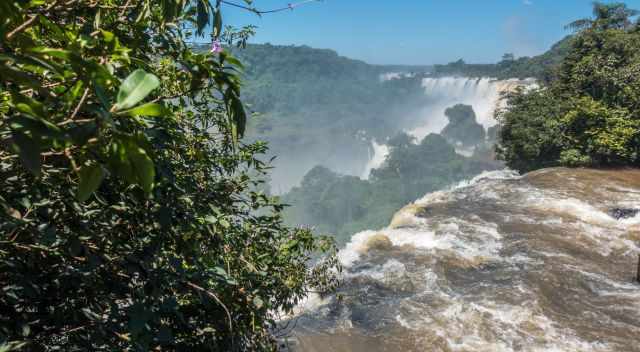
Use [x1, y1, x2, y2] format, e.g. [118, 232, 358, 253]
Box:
[221, 0, 322, 15]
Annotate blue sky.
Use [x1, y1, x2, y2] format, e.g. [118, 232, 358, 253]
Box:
[218, 0, 640, 65]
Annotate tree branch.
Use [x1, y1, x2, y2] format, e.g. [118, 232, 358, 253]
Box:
[5, 0, 59, 41]
[221, 0, 322, 15]
[185, 281, 234, 336]
[69, 88, 90, 121]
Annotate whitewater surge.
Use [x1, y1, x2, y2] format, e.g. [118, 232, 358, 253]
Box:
[290, 168, 640, 352]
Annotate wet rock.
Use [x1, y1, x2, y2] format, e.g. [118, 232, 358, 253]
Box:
[608, 207, 639, 220]
[363, 233, 393, 252]
[383, 273, 415, 293]
[389, 205, 424, 228]
[277, 337, 299, 351]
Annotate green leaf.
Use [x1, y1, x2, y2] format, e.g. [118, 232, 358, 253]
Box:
[77, 164, 105, 202]
[68, 121, 98, 145]
[101, 30, 115, 43]
[196, 0, 210, 36]
[11, 92, 47, 119]
[108, 135, 155, 194]
[218, 218, 230, 228]
[120, 102, 168, 117]
[11, 131, 41, 177]
[115, 69, 160, 111]
[93, 81, 111, 109]
[223, 54, 244, 70]
[9, 116, 62, 139]
[204, 215, 217, 224]
[213, 8, 222, 38]
[27, 47, 71, 61]
[128, 147, 155, 194]
[0, 64, 49, 96]
[224, 88, 246, 144]
[0, 341, 29, 352]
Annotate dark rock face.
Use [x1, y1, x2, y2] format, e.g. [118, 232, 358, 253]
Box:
[608, 208, 640, 220]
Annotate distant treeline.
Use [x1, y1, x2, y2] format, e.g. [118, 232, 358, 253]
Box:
[432, 36, 574, 81]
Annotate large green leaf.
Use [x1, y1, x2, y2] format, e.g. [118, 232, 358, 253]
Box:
[120, 102, 168, 117]
[11, 92, 47, 119]
[115, 69, 160, 111]
[196, 0, 210, 36]
[108, 135, 155, 194]
[77, 164, 105, 202]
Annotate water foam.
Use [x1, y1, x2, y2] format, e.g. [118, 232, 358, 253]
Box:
[292, 168, 640, 351]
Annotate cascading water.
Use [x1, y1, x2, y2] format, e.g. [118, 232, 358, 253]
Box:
[361, 77, 536, 180]
[360, 140, 390, 179]
[288, 168, 640, 351]
[408, 77, 528, 139]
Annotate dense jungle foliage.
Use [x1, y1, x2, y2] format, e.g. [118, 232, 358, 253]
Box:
[225, 43, 430, 138]
[283, 128, 500, 246]
[235, 44, 430, 161]
[0, 1, 338, 351]
[432, 36, 574, 81]
[497, 2, 640, 172]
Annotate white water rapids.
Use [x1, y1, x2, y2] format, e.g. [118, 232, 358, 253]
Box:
[289, 168, 640, 352]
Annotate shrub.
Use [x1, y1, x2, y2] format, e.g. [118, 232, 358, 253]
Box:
[0, 1, 338, 350]
[497, 2, 640, 172]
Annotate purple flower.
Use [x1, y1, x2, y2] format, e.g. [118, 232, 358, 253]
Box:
[210, 40, 223, 54]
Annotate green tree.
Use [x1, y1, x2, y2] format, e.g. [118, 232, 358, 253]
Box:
[497, 2, 640, 172]
[501, 53, 515, 63]
[567, 2, 639, 31]
[0, 1, 338, 351]
[441, 104, 486, 147]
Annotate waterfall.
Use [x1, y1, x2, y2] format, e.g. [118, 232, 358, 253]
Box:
[409, 77, 535, 140]
[361, 77, 535, 180]
[361, 140, 390, 179]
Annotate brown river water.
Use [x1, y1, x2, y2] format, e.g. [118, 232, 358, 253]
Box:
[285, 168, 640, 352]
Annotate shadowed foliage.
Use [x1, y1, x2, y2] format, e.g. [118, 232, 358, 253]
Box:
[0, 1, 338, 351]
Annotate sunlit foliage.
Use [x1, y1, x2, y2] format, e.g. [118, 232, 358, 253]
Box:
[0, 1, 338, 350]
[497, 2, 640, 172]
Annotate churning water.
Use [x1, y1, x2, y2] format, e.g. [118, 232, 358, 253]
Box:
[289, 168, 640, 351]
